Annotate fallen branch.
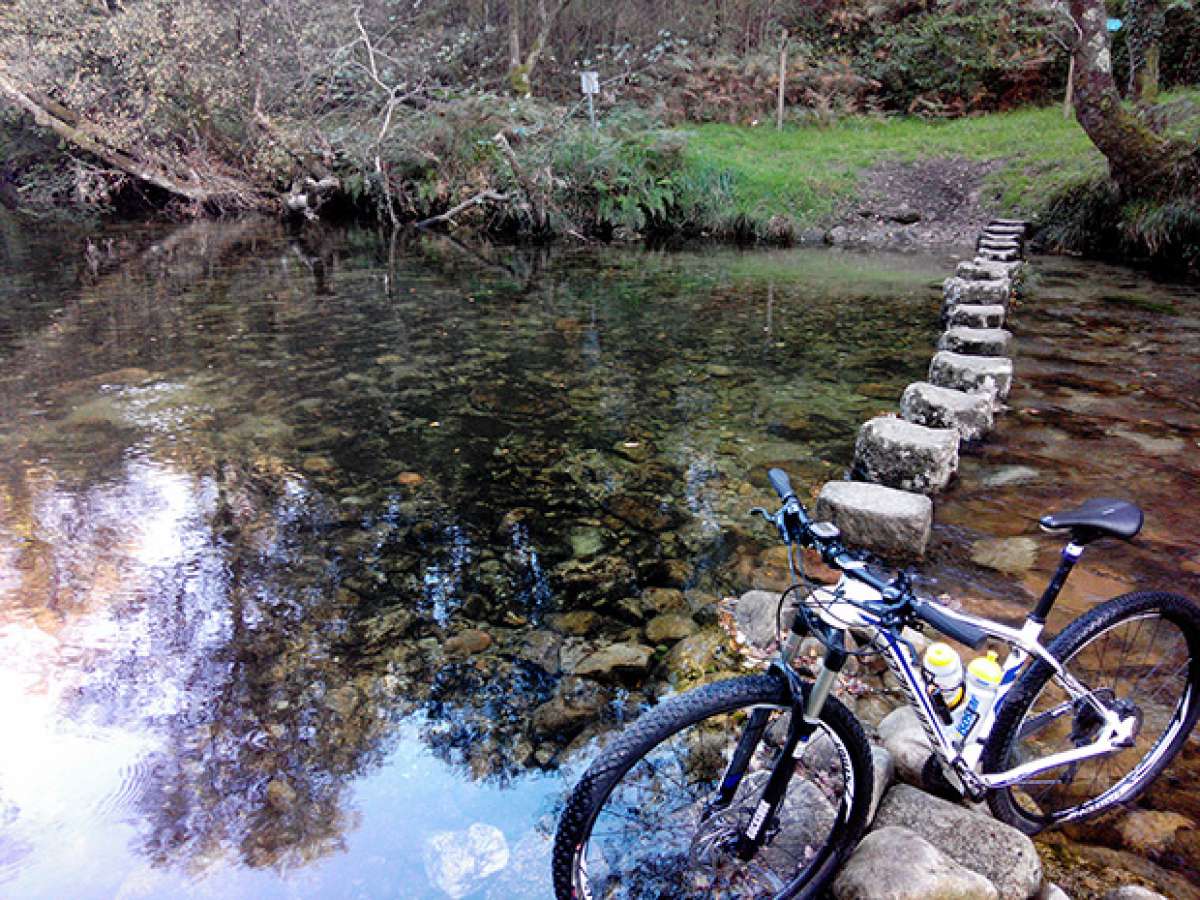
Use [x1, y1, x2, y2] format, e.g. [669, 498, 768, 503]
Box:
[0, 71, 212, 204]
[493, 129, 548, 231]
[0, 69, 263, 211]
[414, 190, 511, 229]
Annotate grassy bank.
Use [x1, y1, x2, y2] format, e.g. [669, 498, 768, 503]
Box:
[676, 89, 1200, 267]
[680, 88, 1200, 233]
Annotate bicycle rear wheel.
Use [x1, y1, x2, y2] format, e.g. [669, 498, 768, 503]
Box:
[552, 673, 873, 899]
[983, 591, 1200, 834]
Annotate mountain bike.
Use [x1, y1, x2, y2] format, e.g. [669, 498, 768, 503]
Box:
[552, 468, 1200, 899]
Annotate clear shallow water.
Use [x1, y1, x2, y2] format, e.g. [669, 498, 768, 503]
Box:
[0, 220, 949, 898]
[0, 217, 1196, 897]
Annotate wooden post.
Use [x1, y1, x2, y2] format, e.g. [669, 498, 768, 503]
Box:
[777, 30, 788, 131]
[1063, 53, 1075, 119]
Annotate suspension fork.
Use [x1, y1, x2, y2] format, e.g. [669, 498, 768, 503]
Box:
[733, 633, 848, 860]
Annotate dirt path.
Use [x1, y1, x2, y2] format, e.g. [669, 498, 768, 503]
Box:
[824, 157, 1004, 247]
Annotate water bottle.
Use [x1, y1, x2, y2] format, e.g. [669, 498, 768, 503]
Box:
[922, 642, 965, 724]
[954, 651, 1003, 745]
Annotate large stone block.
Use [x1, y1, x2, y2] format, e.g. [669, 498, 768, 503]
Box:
[833, 826, 999, 900]
[815, 481, 933, 558]
[929, 351, 1013, 407]
[988, 218, 1030, 232]
[942, 276, 1011, 310]
[956, 259, 1013, 282]
[853, 416, 959, 495]
[972, 256, 1023, 278]
[978, 247, 1021, 262]
[978, 237, 1021, 252]
[875, 784, 1043, 900]
[937, 326, 1013, 357]
[948, 303, 1005, 329]
[900, 381, 994, 441]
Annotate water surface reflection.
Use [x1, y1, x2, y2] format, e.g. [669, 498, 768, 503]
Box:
[0, 222, 947, 897]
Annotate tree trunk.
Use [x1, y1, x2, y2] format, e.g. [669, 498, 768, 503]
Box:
[1068, 0, 1197, 198]
[508, 0, 572, 96]
[1127, 0, 1165, 103]
[1133, 43, 1161, 103]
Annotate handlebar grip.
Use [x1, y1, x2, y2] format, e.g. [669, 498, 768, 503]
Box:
[912, 599, 988, 650]
[767, 468, 795, 501]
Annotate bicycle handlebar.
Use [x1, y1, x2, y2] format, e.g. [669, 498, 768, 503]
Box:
[764, 467, 990, 647]
[767, 467, 797, 503]
[911, 598, 988, 649]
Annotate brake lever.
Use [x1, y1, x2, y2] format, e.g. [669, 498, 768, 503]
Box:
[748, 506, 773, 523]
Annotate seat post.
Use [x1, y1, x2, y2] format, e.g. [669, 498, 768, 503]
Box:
[1030, 541, 1084, 623]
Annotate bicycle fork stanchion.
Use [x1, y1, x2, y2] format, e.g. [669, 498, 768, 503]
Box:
[736, 635, 848, 861]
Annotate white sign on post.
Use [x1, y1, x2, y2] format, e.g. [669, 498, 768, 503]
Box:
[580, 71, 600, 129]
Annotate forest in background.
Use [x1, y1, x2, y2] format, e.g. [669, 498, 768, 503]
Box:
[1, 0, 1198, 267]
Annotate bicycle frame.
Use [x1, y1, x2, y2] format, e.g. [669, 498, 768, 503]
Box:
[799, 574, 1140, 799]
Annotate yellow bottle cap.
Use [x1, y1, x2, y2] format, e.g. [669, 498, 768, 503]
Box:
[968, 650, 1003, 684]
[924, 642, 958, 670]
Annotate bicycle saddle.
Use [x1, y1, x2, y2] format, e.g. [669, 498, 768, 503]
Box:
[1040, 498, 1144, 543]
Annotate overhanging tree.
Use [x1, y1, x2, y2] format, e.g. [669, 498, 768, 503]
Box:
[1067, 0, 1200, 199]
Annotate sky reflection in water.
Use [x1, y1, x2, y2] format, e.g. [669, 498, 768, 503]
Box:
[0, 220, 1196, 897]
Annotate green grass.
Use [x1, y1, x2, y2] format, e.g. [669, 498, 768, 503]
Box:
[677, 89, 1200, 231]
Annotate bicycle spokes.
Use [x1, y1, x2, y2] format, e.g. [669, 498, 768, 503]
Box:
[1005, 612, 1191, 820]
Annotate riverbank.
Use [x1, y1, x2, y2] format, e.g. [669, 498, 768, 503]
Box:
[677, 89, 1200, 269]
[5, 91, 1198, 272]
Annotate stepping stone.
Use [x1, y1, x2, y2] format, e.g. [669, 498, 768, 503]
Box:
[943, 276, 1010, 310]
[900, 381, 994, 442]
[937, 326, 1013, 357]
[979, 247, 1021, 262]
[972, 256, 1023, 277]
[984, 224, 1028, 238]
[853, 416, 959, 495]
[979, 237, 1021, 252]
[815, 481, 933, 558]
[974, 241, 1022, 255]
[948, 303, 1005, 328]
[929, 351, 1013, 407]
[989, 218, 1030, 231]
[956, 259, 1012, 282]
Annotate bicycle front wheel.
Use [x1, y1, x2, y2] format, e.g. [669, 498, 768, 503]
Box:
[983, 591, 1200, 834]
[552, 673, 873, 900]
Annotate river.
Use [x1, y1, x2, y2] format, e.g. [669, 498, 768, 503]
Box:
[0, 218, 1196, 898]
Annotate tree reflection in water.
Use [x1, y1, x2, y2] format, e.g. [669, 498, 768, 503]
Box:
[0, 220, 957, 893]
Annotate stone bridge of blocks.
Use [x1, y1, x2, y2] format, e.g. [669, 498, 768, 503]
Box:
[815, 219, 1029, 558]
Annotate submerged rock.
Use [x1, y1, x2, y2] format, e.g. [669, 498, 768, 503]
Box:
[444, 629, 493, 658]
[513, 630, 563, 674]
[546, 611, 604, 636]
[970, 536, 1039, 575]
[640, 587, 686, 616]
[570, 643, 654, 682]
[644, 613, 698, 644]
[662, 628, 732, 684]
[531, 676, 609, 737]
